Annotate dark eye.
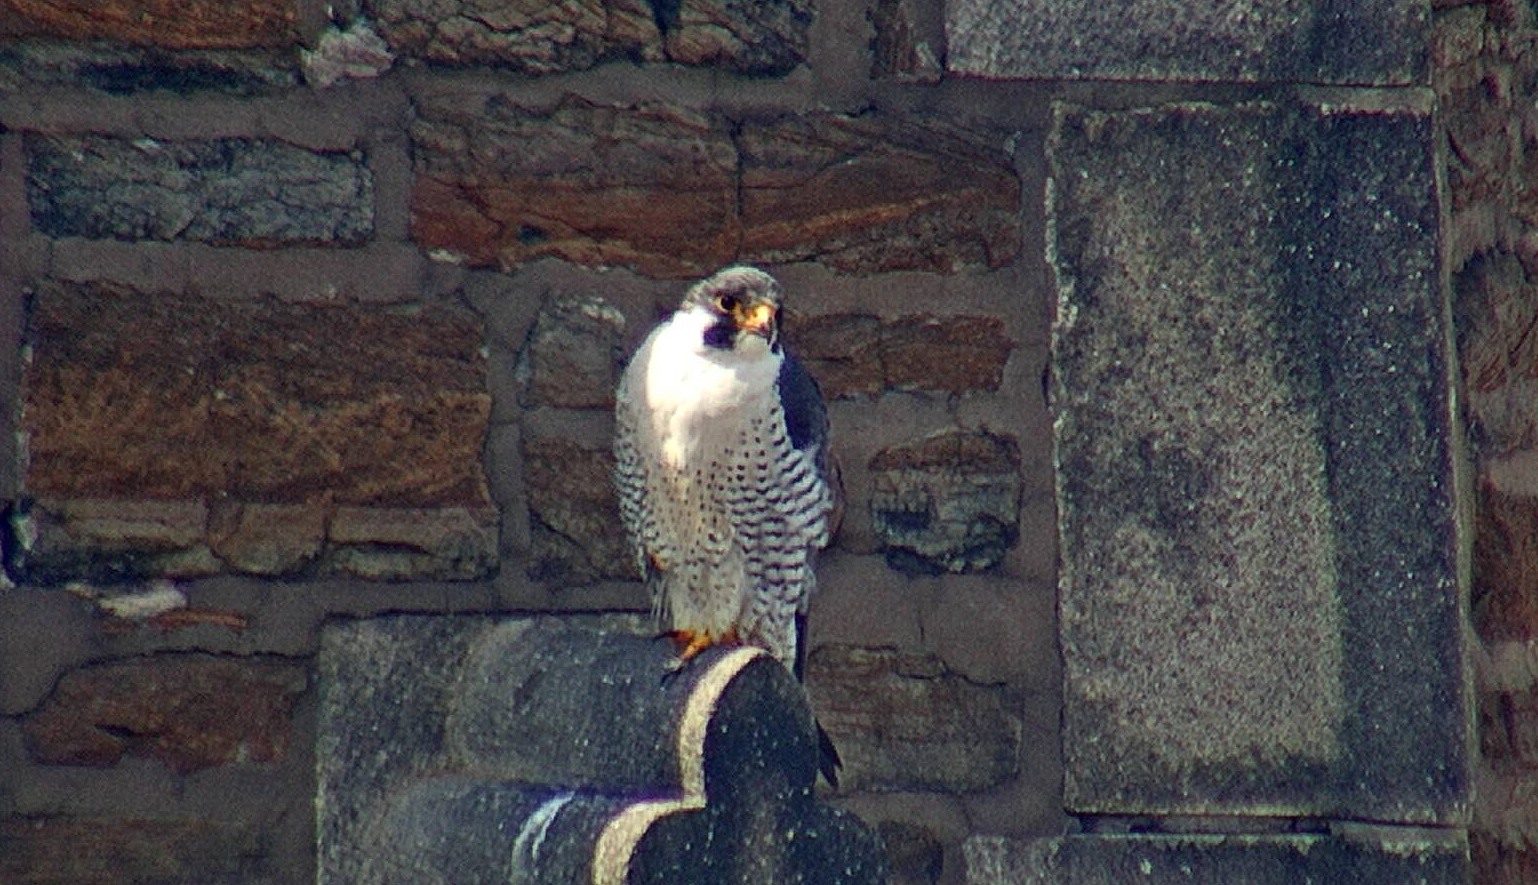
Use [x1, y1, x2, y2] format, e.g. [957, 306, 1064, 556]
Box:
[715, 292, 739, 313]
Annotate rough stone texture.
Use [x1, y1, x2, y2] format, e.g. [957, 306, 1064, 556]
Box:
[0, 0, 299, 50]
[412, 96, 1019, 278]
[21, 654, 307, 773]
[518, 294, 627, 409]
[945, 0, 1430, 85]
[0, 818, 268, 885]
[412, 97, 738, 278]
[870, 0, 942, 83]
[879, 820, 946, 885]
[18, 283, 494, 581]
[318, 616, 887, 884]
[796, 314, 1014, 399]
[1049, 97, 1466, 821]
[322, 505, 499, 580]
[0, 41, 301, 94]
[806, 645, 1021, 792]
[1437, 6, 1538, 881]
[27, 135, 372, 247]
[736, 114, 1020, 273]
[368, 0, 810, 75]
[963, 833, 1469, 884]
[521, 435, 633, 582]
[869, 431, 1022, 574]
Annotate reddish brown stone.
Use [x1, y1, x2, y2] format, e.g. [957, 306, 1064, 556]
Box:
[795, 313, 1013, 399]
[371, 0, 664, 72]
[410, 99, 1020, 278]
[209, 501, 329, 575]
[22, 655, 307, 773]
[0, 817, 265, 885]
[522, 436, 633, 582]
[1473, 478, 1538, 641]
[795, 314, 885, 398]
[738, 114, 1020, 273]
[324, 505, 498, 579]
[0, 0, 299, 49]
[24, 284, 490, 507]
[807, 645, 1021, 792]
[412, 97, 739, 279]
[881, 315, 1012, 393]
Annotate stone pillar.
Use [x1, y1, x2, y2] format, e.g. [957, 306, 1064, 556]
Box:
[316, 616, 887, 884]
[948, 1, 1472, 881]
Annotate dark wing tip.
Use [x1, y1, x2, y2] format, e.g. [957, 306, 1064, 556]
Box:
[777, 352, 828, 455]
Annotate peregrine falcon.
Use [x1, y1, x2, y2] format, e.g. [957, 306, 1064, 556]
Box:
[613, 266, 840, 782]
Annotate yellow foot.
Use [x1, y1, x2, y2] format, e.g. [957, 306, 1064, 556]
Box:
[662, 628, 740, 675]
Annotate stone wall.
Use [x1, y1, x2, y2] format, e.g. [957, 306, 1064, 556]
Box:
[0, 2, 1050, 883]
[1440, 1, 1538, 882]
[0, 1, 1500, 884]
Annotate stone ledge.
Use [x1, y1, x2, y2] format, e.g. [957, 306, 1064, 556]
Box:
[317, 616, 887, 883]
[963, 832, 1469, 884]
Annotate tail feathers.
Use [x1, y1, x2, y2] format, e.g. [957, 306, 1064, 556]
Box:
[816, 718, 842, 789]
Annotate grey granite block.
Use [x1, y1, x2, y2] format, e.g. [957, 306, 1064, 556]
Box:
[946, 0, 1429, 85]
[1047, 95, 1468, 823]
[964, 832, 1469, 884]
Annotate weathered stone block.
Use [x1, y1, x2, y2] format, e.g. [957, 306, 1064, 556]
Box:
[412, 97, 738, 278]
[963, 832, 1469, 885]
[1049, 97, 1466, 821]
[869, 431, 1021, 574]
[411, 96, 1019, 278]
[736, 114, 1020, 274]
[796, 314, 1014, 399]
[1455, 251, 1538, 458]
[324, 506, 499, 580]
[0, 818, 267, 885]
[369, 0, 809, 75]
[1473, 477, 1538, 639]
[946, 0, 1430, 85]
[0, 0, 299, 49]
[518, 294, 627, 409]
[871, 0, 942, 83]
[18, 283, 493, 581]
[0, 41, 301, 94]
[21, 655, 307, 773]
[807, 645, 1021, 792]
[522, 435, 633, 582]
[26, 135, 373, 246]
[209, 500, 328, 575]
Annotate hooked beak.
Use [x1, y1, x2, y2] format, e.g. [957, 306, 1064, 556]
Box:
[738, 302, 775, 338]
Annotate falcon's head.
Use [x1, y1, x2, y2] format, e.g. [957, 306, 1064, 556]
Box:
[681, 266, 783, 356]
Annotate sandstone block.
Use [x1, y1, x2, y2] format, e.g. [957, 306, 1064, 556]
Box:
[796, 313, 1014, 399]
[946, 0, 1429, 85]
[411, 97, 1019, 277]
[22, 655, 307, 773]
[806, 645, 1021, 792]
[521, 436, 633, 582]
[209, 500, 329, 575]
[0, 0, 299, 50]
[736, 114, 1020, 273]
[324, 506, 498, 580]
[19, 283, 493, 581]
[869, 431, 1021, 574]
[412, 97, 738, 278]
[518, 295, 627, 409]
[26, 135, 372, 246]
[1473, 476, 1538, 639]
[370, 0, 809, 75]
[1049, 97, 1465, 821]
[0, 818, 266, 885]
[871, 0, 942, 82]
